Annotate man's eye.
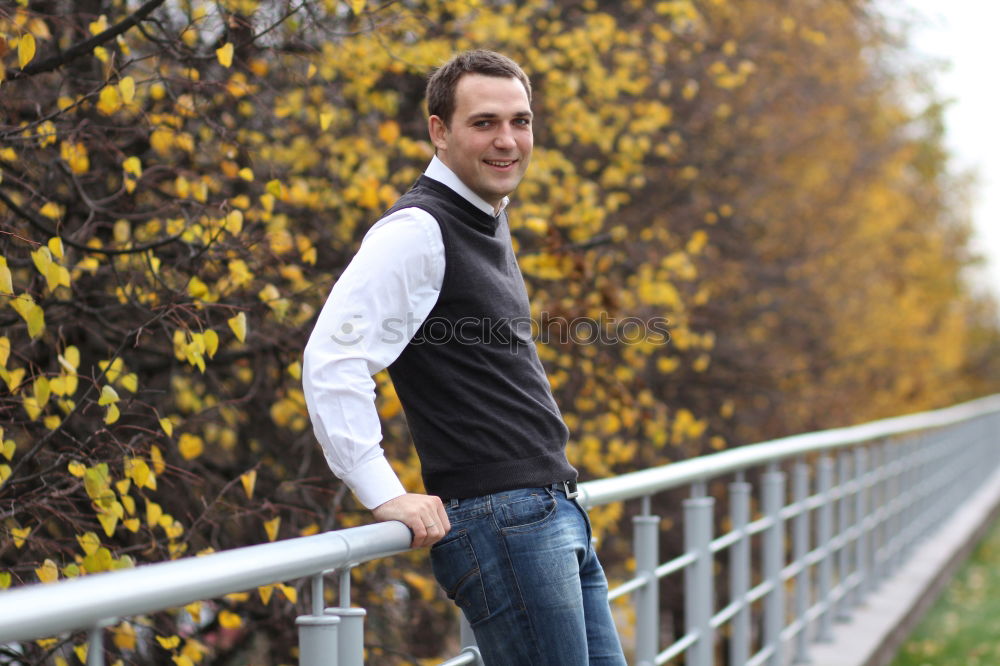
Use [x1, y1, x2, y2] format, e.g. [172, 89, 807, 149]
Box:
[474, 120, 492, 128]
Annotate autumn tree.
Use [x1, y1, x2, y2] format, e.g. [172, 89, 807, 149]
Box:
[2, 0, 997, 663]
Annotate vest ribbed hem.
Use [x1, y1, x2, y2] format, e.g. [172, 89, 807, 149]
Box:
[425, 451, 578, 500]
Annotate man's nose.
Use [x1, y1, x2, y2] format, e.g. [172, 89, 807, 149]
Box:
[493, 124, 516, 149]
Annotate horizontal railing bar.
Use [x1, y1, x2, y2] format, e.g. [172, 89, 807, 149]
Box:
[655, 552, 696, 579]
[438, 649, 480, 666]
[0, 522, 412, 643]
[746, 643, 774, 666]
[711, 598, 745, 628]
[655, 631, 698, 665]
[577, 393, 1000, 508]
[607, 575, 647, 601]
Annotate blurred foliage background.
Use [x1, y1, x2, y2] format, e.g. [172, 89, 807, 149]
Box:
[2, 0, 999, 663]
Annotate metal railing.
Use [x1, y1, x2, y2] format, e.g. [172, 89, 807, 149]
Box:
[1, 394, 998, 665]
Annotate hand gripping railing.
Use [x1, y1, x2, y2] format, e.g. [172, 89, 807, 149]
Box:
[1, 393, 999, 665]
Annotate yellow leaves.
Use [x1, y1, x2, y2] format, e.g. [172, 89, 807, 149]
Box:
[60, 140, 90, 174]
[112, 622, 136, 650]
[0, 337, 9, 367]
[36, 559, 59, 583]
[240, 470, 256, 499]
[77, 531, 101, 556]
[68, 460, 86, 477]
[216, 43, 234, 68]
[124, 457, 156, 490]
[263, 516, 280, 542]
[11, 525, 30, 548]
[238, 167, 254, 181]
[123, 156, 142, 192]
[97, 85, 122, 115]
[10, 293, 45, 339]
[146, 500, 163, 528]
[1, 439, 14, 461]
[229, 312, 248, 343]
[99, 384, 119, 406]
[157, 635, 182, 650]
[218, 610, 242, 629]
[31, 246, 70, 292]
[0, 257, 13, 295]
[178, 433, 204, 460]
[378, 120, 400, 144]
[346, 0, 366, 14]
[159, 417, 174, 437]
[88, 14, 109, 36]
[17, 33, 35, 69]
[0, 573, 10, 589]
[402, 571, 437, 601]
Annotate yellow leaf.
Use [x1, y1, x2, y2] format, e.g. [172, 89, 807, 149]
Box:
[35, 558, 58, 583]
[104, 403, 120, 424]
[204, 330, 219, 358]
[320, 112, 334, 130]
[173, 656, 195, 666]
[238, 167, 253, 181]
[184, 602, 202, 624]
[228, 312, 247, 342]
[217, 610, 242, 629]
[96, 85, 122, 115]
[23, 396, 41, 420]
[98, 512, 118, 536]
[89, 15, 109, 36]
[34, 376, 50, 407]
[258, 584, 274, 604]
[188, 276, 209, 300]
[240, 470, 256, 499]
[18, 33, 35, 69]
[74, 644, 88, 662]
[119, 76, 135, 104]
[266, 180, 282, 197]
[151, 444, 166, 474]
[116, 372, 137, 394]
[4, 367, 26, 392]
[0, 572, 10, 590]
[0, 336, 8, 365]
[125, 458, 151, 488]
[0, 464, 10, 486]
[264, 516, 280, 542]
[225, 210, 243, 234]
[44, 414, 61, 430]
[1, 439, 14, 461]
[178, 433, 203, 460]
[299, 522, 320, 537]
[68, 460, 86, 477]
[216, 43, 234, 68]
[347, 0, 366, 15]
[12, 526, 30, 548]
[123, 156, 142, 177]
[0, 259, 12, 295]
[124, 518, 140, 532]
[98, 385, 119, 405]
[146, 501, 163, 528]
[159, 418, 174, 437]
[279, 584, 297, 603]
[77, 531, 101, 556]
[47, 237, 64, 259]
[112, 622, 136, 650]
[157, 635, 181, 650]
[11, 294, 45, 338]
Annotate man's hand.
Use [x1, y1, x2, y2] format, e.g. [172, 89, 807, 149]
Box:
[372, 493, 451, 548]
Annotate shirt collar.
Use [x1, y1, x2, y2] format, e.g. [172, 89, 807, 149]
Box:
[424, 155, 509, 217]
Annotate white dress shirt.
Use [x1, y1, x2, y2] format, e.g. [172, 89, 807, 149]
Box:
[302, 157, 509, 509]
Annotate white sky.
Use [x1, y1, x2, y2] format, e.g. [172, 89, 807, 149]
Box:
[900, 1, 1000, 302]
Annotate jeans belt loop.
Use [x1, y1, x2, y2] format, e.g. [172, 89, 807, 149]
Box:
[562, 479, 579, 500]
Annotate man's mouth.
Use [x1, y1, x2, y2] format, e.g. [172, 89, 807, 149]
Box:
[484, 159, 516, 168]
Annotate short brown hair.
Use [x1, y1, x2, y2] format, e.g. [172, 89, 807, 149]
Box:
[426, 50, 532, 127]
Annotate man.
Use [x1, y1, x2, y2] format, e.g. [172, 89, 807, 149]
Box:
[302, 50, 626, 665]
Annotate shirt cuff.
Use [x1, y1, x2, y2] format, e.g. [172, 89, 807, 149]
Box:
[342, 455, 407, 510]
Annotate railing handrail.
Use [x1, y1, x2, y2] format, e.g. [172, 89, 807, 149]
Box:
[0, 522, 411, 643]
[578, 393, 1000, 508]
[2, 392, 998, 648]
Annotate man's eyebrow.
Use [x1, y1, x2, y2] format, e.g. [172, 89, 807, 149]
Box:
[466, 110, 534, 121]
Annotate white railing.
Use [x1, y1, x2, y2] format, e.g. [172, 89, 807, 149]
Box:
[1, 394, 999, 665]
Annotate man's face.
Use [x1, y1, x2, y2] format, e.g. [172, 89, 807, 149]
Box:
[429, 74, 533, 210]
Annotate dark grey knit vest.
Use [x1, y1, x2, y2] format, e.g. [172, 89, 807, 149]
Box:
[385, 176, 576, 499]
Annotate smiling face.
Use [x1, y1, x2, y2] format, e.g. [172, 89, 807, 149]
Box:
[428, 74, 533, 211]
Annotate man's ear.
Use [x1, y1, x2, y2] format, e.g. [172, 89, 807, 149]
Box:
[428, 115, 449, 152]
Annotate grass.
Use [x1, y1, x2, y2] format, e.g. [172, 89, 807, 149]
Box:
[889, 513, 1000, 666]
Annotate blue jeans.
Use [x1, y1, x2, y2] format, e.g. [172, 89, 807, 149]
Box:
[429, 485, 626, 665]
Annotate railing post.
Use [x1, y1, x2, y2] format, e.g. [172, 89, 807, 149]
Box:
[460, 613, 477, 650]
[835, 450, 852, 622]
[325, 567, 365, 666]
[298, 572, 339, 666]
[792, 459, 811, 664]
[634, 497, 660, 666]
[729, 480, 751, 666]
[853, 447, 868, 608]
[297, 615, 340, 666]
[762, 465, 786, 666]
[684, 492, 714, 666]
[816, 455, 835, 643]
[86, 625, 105, 666]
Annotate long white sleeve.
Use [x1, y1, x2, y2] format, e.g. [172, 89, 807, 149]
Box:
[302, 209, 444, 509]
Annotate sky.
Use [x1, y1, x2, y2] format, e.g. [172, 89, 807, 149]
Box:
[899, 1, 1000, 301]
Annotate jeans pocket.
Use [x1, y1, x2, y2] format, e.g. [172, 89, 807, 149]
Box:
[497, 489, 557, 533]
[430, 530, 490, 625]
